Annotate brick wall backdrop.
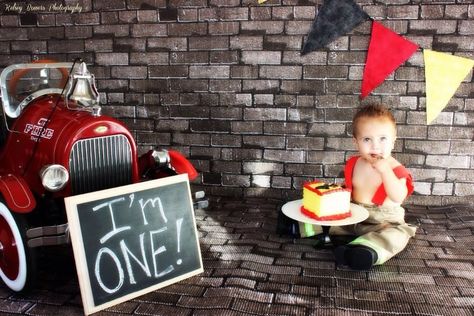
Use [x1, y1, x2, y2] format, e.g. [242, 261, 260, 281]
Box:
[0, 0, 473, 205]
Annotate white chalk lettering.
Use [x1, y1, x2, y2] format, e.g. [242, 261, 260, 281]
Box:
[95, 247, 124, 294]
[119, 234, 151, 285]
[139, 196, 167, 225]
[93, 197, 131, 244]
[176, 218, 183, 265]
[128, 193, 134, 208]
[156, 265, 174, 278]
[149, 227, 174, 278]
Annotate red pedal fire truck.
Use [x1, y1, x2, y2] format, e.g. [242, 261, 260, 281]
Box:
[0, 60, 203, 292]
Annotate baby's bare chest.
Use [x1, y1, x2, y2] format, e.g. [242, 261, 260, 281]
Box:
[352, 163, 382, 189]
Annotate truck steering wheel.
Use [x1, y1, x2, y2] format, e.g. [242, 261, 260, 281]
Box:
[8, 59, 69, 101]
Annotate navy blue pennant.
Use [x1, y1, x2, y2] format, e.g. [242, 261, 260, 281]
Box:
[301, 0, 370, 55]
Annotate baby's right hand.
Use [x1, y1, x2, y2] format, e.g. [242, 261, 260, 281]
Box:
[372, 157, 391, 174]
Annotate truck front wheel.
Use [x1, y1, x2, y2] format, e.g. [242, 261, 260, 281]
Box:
[0, 201, 36, 292]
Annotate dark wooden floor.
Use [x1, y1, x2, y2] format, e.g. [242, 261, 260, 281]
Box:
[1, 197, 473, 315]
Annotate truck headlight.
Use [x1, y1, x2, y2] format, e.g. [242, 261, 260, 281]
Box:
[40, 164, 69, 192]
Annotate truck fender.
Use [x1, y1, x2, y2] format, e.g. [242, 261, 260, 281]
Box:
[0, 174, 36, 213]
[168, 150, 198, 181]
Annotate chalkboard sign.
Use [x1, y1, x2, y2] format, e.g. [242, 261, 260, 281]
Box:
[65, 174, 203, 315]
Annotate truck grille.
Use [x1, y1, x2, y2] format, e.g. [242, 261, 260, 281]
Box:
[69, 135, 132, 195]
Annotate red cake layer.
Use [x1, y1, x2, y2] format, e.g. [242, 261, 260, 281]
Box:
[300, 206, 351, 221]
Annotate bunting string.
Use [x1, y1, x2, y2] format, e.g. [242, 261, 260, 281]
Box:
[299, 0, 474, 124]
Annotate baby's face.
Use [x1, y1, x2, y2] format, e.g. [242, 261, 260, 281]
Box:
[353, 118, 396, 163]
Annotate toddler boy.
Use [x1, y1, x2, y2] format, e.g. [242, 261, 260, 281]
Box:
[334, 103, 416, 270]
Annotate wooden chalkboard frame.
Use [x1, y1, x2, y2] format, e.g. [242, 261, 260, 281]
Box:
[65, 174, 203, 315]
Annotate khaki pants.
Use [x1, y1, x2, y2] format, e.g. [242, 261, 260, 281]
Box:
[299, 203, 417, 265]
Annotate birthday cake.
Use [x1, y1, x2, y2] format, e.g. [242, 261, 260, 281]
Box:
[301, 181, 351, 221]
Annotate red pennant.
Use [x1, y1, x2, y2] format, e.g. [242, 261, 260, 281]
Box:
[360, 21, 418, 99]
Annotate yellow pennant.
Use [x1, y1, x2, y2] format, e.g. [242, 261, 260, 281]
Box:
[424, 49, 474, 124]
[258, 0, 268, 3]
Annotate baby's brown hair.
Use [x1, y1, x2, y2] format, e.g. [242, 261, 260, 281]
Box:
[352, 103, 396, 137]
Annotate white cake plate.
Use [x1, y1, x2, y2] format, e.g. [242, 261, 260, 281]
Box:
[281, 199, 369, 248]
[282, 199, 369, 226]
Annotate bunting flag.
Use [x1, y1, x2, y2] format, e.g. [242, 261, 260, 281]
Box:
[258, 0, 268, 3]
[424, 49, 474, 124]
[360, 21, 419, 99]
[301, 0, 370, 55]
